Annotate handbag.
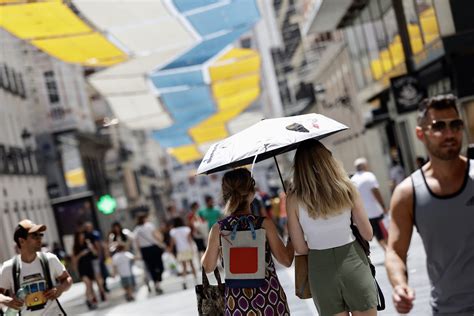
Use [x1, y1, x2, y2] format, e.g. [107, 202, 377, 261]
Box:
[195, 267, 226, 316]
[295, 255, 312, 299]
[350, 218, 386, 311]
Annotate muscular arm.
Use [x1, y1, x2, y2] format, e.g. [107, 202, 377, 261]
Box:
[262, 218, 294, 267]
[385, 178, 416, 313]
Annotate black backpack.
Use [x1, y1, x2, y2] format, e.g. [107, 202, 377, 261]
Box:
[12, 252, 67, 315]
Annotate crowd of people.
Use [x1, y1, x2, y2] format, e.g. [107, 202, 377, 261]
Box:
[1, 94, 473, 315]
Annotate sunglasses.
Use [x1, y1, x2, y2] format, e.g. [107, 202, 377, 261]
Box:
[29, 232, 44, 239]
[425, 119, 464, 134]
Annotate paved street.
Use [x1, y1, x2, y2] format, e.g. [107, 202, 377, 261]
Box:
[60, 232, 431, 315]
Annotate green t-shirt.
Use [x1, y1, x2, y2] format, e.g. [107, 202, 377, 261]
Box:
[198, 207, 221, 230]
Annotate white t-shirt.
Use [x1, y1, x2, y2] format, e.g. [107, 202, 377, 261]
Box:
[169, 227, 192, 252]
[351, 171, 384, 218]
[133, 222, 158, 248]
[0, 252, 66, 315]
[112, 251, 134, 277]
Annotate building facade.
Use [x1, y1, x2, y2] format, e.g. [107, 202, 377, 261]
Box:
[298, 0, 474, 195]
[0, 29, 59, 261]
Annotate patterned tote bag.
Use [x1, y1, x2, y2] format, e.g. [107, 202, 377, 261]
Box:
[195, 267, 225, 316]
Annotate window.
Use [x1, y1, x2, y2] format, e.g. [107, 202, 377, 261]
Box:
[0, 145, 6, 173]
[10, 70, 19, 95]
[17, 73, 26, 98]
[240, 38, 252, 48]
[403, 0, 424, 54]
[353, 16, 372, 84]
[43, 71, 60, 103]
[361, 7, 381, 80]
[345, 28, 366, 89]
[0, 64, 5, 89]
[415, 0, 440, 45]
[382, 6, 404, 68]
[5, 66, 15, 93]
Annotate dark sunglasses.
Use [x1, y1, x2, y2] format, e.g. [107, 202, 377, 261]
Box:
[425, 119, 464, 133]
[29, 232, 44, 239]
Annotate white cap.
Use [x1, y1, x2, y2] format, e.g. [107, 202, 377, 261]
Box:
[354, 157, 368, 168]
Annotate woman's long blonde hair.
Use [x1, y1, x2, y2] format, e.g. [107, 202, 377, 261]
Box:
[221, 168, 255, 215]
[290, 139, 356, 219]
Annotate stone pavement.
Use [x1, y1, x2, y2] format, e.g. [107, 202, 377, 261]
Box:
[60, 233, 431, 315]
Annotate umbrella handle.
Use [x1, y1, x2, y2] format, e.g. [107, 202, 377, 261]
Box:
[274, 156, 286, 193]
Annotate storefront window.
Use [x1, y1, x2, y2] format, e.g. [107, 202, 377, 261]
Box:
[403, 0, 439, 55]
[368, 0, 393, 78]
[382, 5, 404, 69]
[345, 0, 407, 85]
[415, 0, 440, 45]
[353, 16, 373, 85]
[403, 0, 424, 54]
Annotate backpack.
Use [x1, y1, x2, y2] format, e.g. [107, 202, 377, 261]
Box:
[12, 252, 67, 315]
[220, 216, 266, 288]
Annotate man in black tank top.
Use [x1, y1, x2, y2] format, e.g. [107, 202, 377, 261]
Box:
[386, 94, 474, 315]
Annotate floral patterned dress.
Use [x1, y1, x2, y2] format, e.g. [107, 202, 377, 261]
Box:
[218, 215, 290, 316]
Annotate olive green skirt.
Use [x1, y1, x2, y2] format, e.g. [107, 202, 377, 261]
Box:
[308, 241, 378, 315]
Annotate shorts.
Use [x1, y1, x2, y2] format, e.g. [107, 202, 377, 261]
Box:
[120, 276, 135, 288]
[308, 241, 378, 315]
[194, 238, 206, 252]
[369, 215, 388, 241]
[177, 250, 194, 262]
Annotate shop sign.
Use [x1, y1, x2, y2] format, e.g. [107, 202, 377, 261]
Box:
[391, 74, 426, 113]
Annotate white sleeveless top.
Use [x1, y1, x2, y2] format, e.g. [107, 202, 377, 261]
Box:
[298, 206, 355, 250]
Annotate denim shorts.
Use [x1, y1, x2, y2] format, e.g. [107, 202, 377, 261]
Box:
[121, 276, 135, 288]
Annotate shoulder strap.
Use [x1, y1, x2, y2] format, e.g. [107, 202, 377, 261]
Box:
[255, 216, 265, 228]
[12, 255, 20, 294]
[38, 252, 53, 289]
[11, 256, 22, 316]
[38, 252, 67, 316]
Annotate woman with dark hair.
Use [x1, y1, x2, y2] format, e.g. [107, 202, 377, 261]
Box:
[169, 217, 196, 289]
[72, 231, 106, 309]
[133, 214, 165, 294]
[108, 221, 131, 255]
[287, 139, 376, 315]
[201, 168, 294, 315]
[186, 201, 207, 257]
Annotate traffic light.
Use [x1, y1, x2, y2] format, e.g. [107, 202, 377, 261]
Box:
[97, 194, 117, 215]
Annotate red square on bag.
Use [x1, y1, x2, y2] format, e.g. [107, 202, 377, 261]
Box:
[229, 247, 258, 274]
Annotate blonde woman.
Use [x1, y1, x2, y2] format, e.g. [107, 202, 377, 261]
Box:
[287, 139, 377, 316]
[201, 168, 294, 315]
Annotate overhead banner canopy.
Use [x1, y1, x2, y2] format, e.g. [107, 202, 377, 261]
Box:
[0, 0, 126, 67]
[73, 0, 200, 130]
[150, 0, 262, 163]
[3, 0, 264, 164]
